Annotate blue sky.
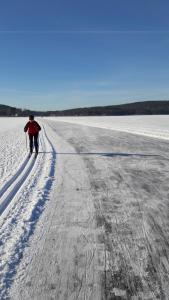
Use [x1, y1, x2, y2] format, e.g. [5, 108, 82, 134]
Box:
[0, 0, 169, 110]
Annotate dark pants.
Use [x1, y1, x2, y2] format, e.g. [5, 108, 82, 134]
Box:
[29, 134, 39, 154]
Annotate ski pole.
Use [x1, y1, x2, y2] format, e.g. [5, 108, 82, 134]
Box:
[38, 133, 40, 153]
[25, 132, 28, 152]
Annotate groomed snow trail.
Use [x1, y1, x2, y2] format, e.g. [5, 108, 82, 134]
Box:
[9, 121, 101, 300]
[0, 125, 56, 299]
[8, 119, 169, 300]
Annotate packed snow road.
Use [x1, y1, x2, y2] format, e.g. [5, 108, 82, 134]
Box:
[1, 117, 169, 299]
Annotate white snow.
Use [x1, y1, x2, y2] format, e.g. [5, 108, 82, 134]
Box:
[0, 118, 55, 297]
[0, 117, 27, 132]
[0, 118, 27, 188]
[46, 115, 169, 140]
[1, 116, 169, 298]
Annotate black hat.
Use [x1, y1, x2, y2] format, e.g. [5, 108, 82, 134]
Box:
[29, 115, 34, 120]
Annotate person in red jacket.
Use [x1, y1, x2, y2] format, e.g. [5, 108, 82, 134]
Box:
[24, 115, 41, 156]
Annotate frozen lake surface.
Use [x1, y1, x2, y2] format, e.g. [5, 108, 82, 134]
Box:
[0, 116, 169, 299]
[47, 115, 169, 140]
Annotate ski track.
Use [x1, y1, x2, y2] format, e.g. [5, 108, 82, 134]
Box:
[0, 125, 56, 299]
[0, 156, 36, 215]
[0, 156, 31, 199]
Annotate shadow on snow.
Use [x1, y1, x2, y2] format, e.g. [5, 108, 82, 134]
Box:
[39, 151, 162, 159]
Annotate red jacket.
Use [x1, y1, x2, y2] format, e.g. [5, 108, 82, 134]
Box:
[24, 121, 41, 135]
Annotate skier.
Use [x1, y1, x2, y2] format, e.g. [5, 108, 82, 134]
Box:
[24, 115, 41, 157]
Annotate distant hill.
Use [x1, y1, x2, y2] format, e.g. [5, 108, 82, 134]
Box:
[1, 101, 169, 117]
[48, 101, 169, 116]
[0, 104, 42, 117]
[0, 104, 19, 116]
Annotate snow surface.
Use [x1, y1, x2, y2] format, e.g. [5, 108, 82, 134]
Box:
[0, 118, 27, 189]
[1, 116, 169, 299]
[46, 115, 169, 140]
[0, 120, 55, 298]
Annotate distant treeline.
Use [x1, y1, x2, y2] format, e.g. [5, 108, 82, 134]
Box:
[0, 105, 42, 117]
[1, 101, 169, 117]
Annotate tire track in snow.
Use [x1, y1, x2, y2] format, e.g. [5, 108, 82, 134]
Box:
[0, 125, 56, 299]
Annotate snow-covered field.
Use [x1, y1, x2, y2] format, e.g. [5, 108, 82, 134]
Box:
[1, 116, 169, 299]
[47, 115, 169, 140]
[0, 118, 27, 188]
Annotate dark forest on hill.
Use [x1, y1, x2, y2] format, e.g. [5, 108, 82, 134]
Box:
[1, 101, 169, 117]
